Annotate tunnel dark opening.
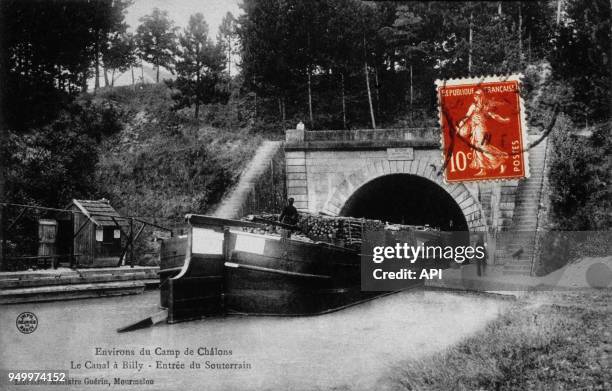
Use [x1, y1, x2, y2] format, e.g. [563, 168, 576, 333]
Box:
[339, 174, 469, 231]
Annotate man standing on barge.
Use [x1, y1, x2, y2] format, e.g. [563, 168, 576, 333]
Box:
[279, 198, 299, 238]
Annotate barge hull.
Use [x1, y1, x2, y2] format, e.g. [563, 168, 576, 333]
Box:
[160, 215, 428, 322]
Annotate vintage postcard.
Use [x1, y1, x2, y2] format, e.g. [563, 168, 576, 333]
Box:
[1, 1, 610, 390]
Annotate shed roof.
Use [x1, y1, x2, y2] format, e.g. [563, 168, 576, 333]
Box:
[69, 199, 128, 227]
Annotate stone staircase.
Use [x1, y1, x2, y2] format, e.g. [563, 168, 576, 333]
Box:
[213, 141, 283, 219]
[497, 135, 549, 275]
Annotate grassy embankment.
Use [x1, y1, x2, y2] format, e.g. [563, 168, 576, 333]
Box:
[391, 289, 611, 390]
[92, 84, 263, 224]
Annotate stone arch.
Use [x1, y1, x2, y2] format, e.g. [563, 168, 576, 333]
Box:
[321, 158, 487, 231]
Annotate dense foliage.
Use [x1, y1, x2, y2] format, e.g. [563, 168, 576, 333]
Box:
[548, 123, 612, 230]
[551, 0, 611, 123]
[5, 99, 123, 207]
[0, 0, 128, 130]
[237, 0, 562, 129]
[0, 0, 609, 236]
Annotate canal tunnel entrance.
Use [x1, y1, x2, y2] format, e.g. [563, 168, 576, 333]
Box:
[339, 174, 469, 231]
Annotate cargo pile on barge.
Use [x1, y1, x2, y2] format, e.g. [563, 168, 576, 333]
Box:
[243, 212, 440, 250]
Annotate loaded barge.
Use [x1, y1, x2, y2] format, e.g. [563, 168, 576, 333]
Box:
[157, 214, 451, 324]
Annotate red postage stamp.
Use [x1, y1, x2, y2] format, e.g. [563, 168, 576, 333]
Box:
[435, 75, 529, 183]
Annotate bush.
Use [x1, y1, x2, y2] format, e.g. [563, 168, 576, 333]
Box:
[72, 97, 124, 141]
[548, 122, 612, 230]
[5, 98, 123, 208]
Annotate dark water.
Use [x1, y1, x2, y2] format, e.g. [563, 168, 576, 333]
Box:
[1, 289, 506, 391]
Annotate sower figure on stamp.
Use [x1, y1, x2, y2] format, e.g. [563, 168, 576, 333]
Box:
[457, 89, 510, 177]
[279, 198, 299, 238]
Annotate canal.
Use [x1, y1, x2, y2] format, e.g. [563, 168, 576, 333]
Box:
[1, 289, 508, 391]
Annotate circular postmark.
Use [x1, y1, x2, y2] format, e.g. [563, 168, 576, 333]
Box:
[16, 312, 38, 334]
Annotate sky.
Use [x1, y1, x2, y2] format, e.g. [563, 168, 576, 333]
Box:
[124, 0, 242, 36]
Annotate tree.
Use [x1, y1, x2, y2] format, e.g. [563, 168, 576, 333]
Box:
[5, 97, 123, 206]
[470, 3, 522, 75]
[103, 32, 138, 88]
[174, 13, 227, 118]
[238, 0, 295, 123]
[354, 2, 387, 129]
[91, 0, 132, 91]
[381, 3, 427, 124]
[549, 122, 612, 230]
[217, 12, 239, 78]
[236, 0, 564, 130]
[286, 0, 332, 127]
[551, 0, 611, 123]
[135, 8, 178, 83]
[100, 0, 134, 88]
[0, 0, 128, 265]
[1, 0, 122, 130]
[0, 0, 133, 247]
[325, 0, 363, 129]
[239, 0, 384, 128]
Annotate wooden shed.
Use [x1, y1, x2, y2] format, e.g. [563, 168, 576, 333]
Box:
[67, 199, 127, 267]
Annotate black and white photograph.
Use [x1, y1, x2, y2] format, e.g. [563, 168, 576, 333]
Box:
[0, 0, 610, 390]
